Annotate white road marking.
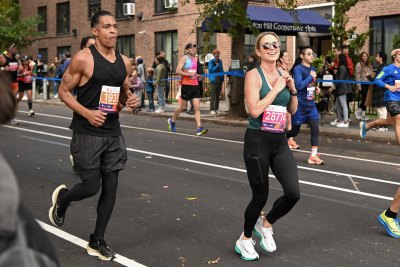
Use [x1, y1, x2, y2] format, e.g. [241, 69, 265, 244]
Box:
[347, 176, 360, 191]
[3, 125, 395, 201]
[37, 220, 147, 267]
[15, 114, 400, 167]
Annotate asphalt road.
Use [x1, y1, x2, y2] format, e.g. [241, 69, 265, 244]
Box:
[1, 103, 399, 267]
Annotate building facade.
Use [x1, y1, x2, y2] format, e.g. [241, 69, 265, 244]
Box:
[19, 0, 400, 72]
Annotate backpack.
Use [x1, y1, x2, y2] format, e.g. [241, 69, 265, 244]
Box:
[0, 219, 58, 267]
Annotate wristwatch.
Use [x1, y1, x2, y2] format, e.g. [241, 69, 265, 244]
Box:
[290, 91, 298, 96]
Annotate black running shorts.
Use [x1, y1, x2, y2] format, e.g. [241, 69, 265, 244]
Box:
[181, 85, 200, 101]
[386, 101, 400, 117]
[70, 132, 127, 181]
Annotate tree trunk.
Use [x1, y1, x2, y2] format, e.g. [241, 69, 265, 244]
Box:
[228, 0, 248, 118]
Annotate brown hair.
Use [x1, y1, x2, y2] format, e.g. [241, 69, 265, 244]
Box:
[0, 72, 17, 124]
[359, 51, 371, 66]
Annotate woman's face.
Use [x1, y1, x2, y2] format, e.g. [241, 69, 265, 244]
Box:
[362, 53, 368, 62]
[257, 34, 280, 63]
[132, 70, 138, 77]
[281, 52, 289, 65]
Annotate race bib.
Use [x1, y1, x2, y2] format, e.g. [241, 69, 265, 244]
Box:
[99, 85, 120, 113]
[261, 105, 287, 133]
[9, 62, 18, 71]
[24, 75, 32, 83]
[395, 80, 400, 92]
[307, 86, 315, 101]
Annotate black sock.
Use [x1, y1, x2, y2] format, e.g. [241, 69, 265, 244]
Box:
[385, 208, 398, 219]
[28, 100, 32, 110]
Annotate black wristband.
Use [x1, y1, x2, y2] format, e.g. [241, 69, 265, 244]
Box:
[290, 91, 298, 96]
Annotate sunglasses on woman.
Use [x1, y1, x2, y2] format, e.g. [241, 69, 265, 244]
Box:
[261, 42, 280, 50]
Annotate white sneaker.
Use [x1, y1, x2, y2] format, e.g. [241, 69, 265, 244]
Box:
[155, 108, 165, 113]
[355, 108, 362, 120]
[235, 233, 259, 261]
[376, 127, 388, 132]
[253, 216, 276, 252]
[329, 119, 337, 126]
[210, 110, 216, 115]
[54, 94, 58, 99]
[336, 122, 349, 128]
[10, 119, 19, 125]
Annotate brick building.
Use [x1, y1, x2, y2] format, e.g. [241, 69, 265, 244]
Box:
[19, 0, 400, 72]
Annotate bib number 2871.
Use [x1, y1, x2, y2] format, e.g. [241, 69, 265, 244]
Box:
[99, 85, 120, 113]
[261, 105, 287, 133]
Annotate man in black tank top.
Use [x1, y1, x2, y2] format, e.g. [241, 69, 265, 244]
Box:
[48, 10, 139, 262]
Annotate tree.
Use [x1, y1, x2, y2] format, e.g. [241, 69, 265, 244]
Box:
[393, 33, 400, 49]
[330, 0, 370, 58]
[0, 0, 43, 49]
[187, 0, 297, 118]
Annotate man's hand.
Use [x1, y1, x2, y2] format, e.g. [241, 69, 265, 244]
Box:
[310, 70, 317, 78]
[84, 110, 107, 127]
[125, 91, 140, 109]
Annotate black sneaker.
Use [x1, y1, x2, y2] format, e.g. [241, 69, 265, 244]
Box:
[48, 184, 69, 227]
[87, 234, 115, 261]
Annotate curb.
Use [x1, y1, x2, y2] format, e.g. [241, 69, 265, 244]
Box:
[30, 99, 396, 145]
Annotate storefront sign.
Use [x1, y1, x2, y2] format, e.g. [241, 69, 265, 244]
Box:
[252, 21, 319, 33]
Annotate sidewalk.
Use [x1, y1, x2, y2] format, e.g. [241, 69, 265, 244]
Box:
[30, 97, 397, 144]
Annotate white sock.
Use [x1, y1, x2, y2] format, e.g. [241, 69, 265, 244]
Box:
[311, 147, 318, 156]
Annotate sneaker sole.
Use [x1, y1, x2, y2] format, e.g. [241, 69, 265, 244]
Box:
[234, 245, 259, 261]
[87, 245, 114, 261]
[378, 215, 400, 238]
[196, 129, 208, 136]
[48, 184, 66, 227]
[308, 159, 324, 165]
[253, 228, 276, 253]
[359, 122, 366, 139]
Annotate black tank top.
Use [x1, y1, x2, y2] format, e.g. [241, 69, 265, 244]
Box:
[70, 45, 127, 136]
[3, 55, 19, 82]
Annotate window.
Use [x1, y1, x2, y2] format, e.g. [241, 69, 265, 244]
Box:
[155, 31, 178, 72]
[196, 27, 216, 57]
[116, 0, 134, 19]
[57, 46, 71, 60]
[37, 6, 47, 33]
[56, 2, 70, 34]
[370, 16, 400, 58]
[117, 35, 135, 58]
[88, 0, 101, 18]
[155, 0, 177, 14]
[38, 48, 48, 64]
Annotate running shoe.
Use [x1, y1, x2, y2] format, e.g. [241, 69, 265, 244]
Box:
[235, 233, 259, 261]
[288, 138, 300, 149]
[308, 154, 324, 165]
[378, 211, 400, 238]
[253, 216, 276, 253]
[167, 118, 176, 132]
[336, 122, 349, 128]
[329, 119, 337, 126]
[196, 127, 208, 136]
[28, 109, 35, 116]
[48, 184, 69, 227]
[210, 110, 216, 115]
[87, 234, 115, 261]
[355, 109, 362, 120]
[10, 118, 19, 125]
[359, 121, 367, 139]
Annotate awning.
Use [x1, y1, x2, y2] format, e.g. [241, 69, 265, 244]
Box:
[202, 6, 332, 35]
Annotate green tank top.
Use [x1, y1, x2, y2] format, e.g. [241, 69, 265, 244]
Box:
[248, 66, 290, 130]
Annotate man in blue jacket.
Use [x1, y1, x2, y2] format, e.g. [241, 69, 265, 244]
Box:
[208, 49, 224, 115]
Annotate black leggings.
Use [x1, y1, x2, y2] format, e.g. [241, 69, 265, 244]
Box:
[60, 171, 119, 240]
[243, 129, 300, 238]
[358, 84, 369, 111]
[286, 119, 320, 147]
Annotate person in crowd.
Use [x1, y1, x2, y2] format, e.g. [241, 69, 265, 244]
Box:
[235, 32, 299, 261]
[367, 51, 388, 130]
[331, 54, 353, 127]
[277, 50, 299, 149]
[208, 49, 224, 115]
[152, 51, 171, 103]
[48, 10, 139, 261]
[0, 71, 60, 267]
[80, 36, 96, 50]
[129, 68, 143, 113]
[245, 53, 259, 73]
[136, 56, 146, 108]
[167, 43, 208, 136]
[287, 46, 324, 165]
[154, 55, 167, 113]
[355, 51, 373, 121]
[145, 67, 155, 112]
[16, 55, 35, 116]
[359, 50, 400, 239]
[318, 55, 335, 115]
[0, 43, 20, 125]
[48, 56, 60, 98]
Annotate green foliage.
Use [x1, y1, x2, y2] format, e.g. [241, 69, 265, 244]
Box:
[0, 0, 44, 50]
[393, 33, 400, 49]
[312, 56, 323, 73]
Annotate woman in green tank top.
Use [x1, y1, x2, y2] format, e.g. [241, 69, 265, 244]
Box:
[235, 32, 300, 261]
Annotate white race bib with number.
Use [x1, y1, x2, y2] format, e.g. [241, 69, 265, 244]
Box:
[307, 86, 315, 101]
[98, 85, 120, 113]
[261, 105, 287, 133]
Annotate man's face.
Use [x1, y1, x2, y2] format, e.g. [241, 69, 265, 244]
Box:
[92, 15, 118, 48]
[375, 54, 382, 64]
[301, 49, 315, 64]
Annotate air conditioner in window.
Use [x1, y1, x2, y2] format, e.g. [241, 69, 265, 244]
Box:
[123, 3, 135, 16]
[164, 0, 178, 9]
